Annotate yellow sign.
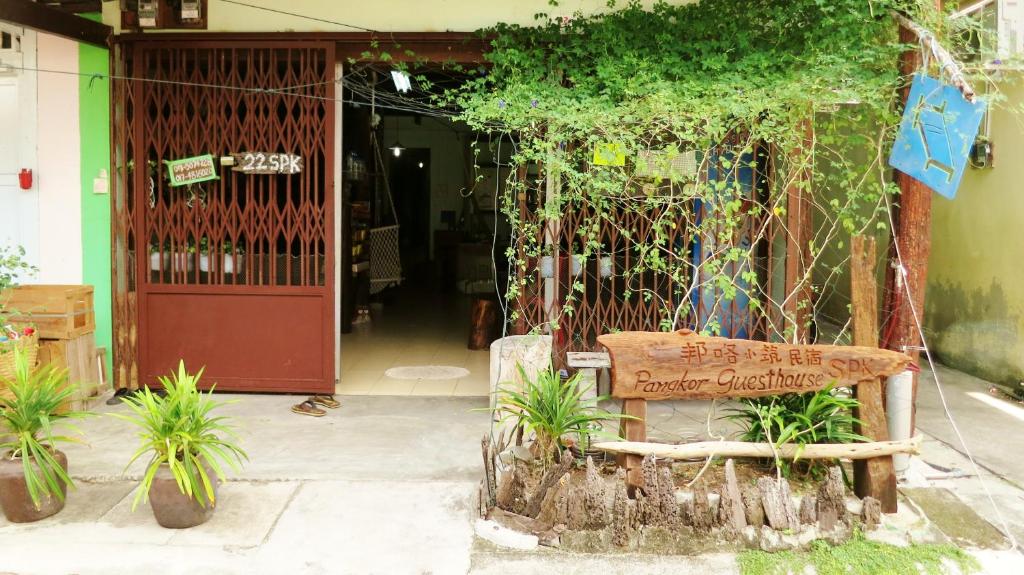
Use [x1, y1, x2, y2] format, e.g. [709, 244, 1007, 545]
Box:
[593, 141, 626, 167]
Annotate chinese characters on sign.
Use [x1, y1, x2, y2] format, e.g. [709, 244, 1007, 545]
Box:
[165, 154, 218, 187]
[598, 330, 911, 401]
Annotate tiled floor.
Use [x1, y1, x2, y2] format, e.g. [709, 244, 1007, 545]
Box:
[336, 286, 493, 397]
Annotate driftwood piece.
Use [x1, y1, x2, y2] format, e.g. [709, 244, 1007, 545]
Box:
[611, 471, 632, 547]
[758, 477, 798, 531]
[496, 460, 528, 515]
[524, 449, 573, 518]
[799, 494, 818, 525]
[718, 459, 747, 532]
[861, 496, 882, 530]
[593, 436, 921, 460]
[742, 486, 765, 528]
[641, 454, 659, 496]
[482, 435, 497, 509]
[635, 490, 659, 526]
[658, 466, 680, 527]
[689, 482, 715, 533]
[583, 457, 609, 529]
[535, 472, 571, 528]
[817, 466, 849, 531]
[487, 507, 561, 547]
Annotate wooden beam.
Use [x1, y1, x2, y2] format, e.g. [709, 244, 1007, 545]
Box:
[593, 435, 922, 460]
[851, 235, 898, 513]
[0, 0, 110, 47]
[784, 118, 814, 343]
[882, 19, 935, 432]
[619, 398, 646, 493]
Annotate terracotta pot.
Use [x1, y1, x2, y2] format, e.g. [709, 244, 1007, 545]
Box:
[0, 450, 68, 523]
[148, 463, 219, 529]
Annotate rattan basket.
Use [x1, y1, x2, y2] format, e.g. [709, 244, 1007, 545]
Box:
[0, 333, 39, 385]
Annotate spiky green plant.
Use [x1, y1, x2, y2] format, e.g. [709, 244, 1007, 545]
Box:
[725, 383, 867, 478]
[115, 361, 247, 510]
[492, 364, 634, 464]
[0, 349, 88, 507]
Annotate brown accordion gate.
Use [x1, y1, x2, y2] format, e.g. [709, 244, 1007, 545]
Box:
[111, 41, 336, 393]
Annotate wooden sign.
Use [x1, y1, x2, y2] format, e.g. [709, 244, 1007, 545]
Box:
[231, 152, 303, 175]
[598, 330, 911, 401]
[165, 154, 218, 187]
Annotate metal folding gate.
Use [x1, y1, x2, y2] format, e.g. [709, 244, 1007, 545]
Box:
[112, 41, 335, 393]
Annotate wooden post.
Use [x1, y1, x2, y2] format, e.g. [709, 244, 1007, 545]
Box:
[881, 5, 940, 434]
[784, 118, 814, 343]
[621, 398, 647, 492]
[850, 235, 898, 513]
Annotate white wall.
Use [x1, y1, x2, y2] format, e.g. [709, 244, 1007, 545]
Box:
[29, 33, 81, 285]
[103, 0, 694, 33]
[381, 115, 471, 257]
[0, 27, 38, 281]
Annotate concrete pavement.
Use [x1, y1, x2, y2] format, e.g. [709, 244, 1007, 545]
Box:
[1, 365, 1024, 574]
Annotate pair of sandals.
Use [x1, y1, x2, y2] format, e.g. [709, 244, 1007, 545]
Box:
[291, 395, 341, 417]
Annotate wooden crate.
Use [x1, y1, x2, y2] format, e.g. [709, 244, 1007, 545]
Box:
[37, 334, 103, 413]
[1, 285, 95, 340]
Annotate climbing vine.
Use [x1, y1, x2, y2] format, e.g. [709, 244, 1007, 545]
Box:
[443, 0, 969, 346]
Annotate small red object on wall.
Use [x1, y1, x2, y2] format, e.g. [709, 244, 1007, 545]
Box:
[18, 169, 32, 190]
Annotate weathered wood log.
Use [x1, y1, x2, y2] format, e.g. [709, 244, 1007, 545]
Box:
[689, 482, 715, 533]
[524, 449, 573, 518]
[758, 477, 798, 531]
[658, 466, 680, 527]
[593, 436, 921, 461]
[535, 472, 570, 528]
[611, 470, 632, 547]
[583, 456, 609, 529]
[719, 459, 747, 532]
[817, 466, 849, 531]
[482, 435, 497, 509]
[861, 496, 882, 530]
[851, 234, 899, 514]
[487, 507, 562, 546]
[496, 460, 528, 514]
[641, 453, 659, 496]
[799, 494, 818, 525]
[742, 485, 765, 528]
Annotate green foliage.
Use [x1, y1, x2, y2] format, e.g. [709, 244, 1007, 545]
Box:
[725, 384, 867, 478]
[115, 361, 247, 510]
[443, 0, 957, 339]
[0, 245, 35, 296]
[492, 364, 633, 464]
[0, 349, 88, 507]
[737, 529, 980, 575]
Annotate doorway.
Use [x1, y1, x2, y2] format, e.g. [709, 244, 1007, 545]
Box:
[338, 106, 511, 397]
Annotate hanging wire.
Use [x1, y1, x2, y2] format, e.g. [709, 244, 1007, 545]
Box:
[882, 191, 1019, 551]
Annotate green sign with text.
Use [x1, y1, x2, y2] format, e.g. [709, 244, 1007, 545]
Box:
[165, 154, 218, 187]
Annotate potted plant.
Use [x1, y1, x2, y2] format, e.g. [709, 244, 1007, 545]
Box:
[492, 364, 633, 466]
[116, 361, 247, 528]
[0, 245, 39, 380]
[0, 350, 87, 523]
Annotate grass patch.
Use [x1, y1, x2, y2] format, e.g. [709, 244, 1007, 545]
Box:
[738, 531, 980, 575]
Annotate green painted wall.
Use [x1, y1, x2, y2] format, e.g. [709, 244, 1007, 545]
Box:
[79, 13, 111, 372]
[926, 78, 1024, 389]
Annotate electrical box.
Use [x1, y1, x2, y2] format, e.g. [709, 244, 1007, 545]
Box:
[955, 0, 1024, 67]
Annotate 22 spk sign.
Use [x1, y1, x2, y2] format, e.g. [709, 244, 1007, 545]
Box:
[231, 152, 303, 175]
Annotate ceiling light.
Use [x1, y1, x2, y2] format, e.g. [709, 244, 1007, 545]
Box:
[390, 70, 412, 93]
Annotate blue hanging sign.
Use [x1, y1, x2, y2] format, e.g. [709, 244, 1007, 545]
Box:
[888, 74, 986, 200]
